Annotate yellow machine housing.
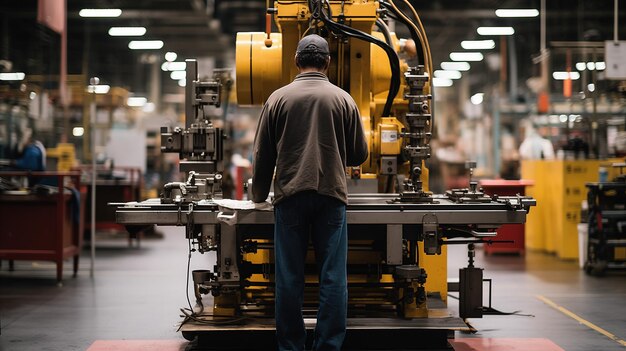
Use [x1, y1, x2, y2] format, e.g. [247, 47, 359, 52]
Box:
[235, 1, 427, 180]
[47, 143, 76, 171]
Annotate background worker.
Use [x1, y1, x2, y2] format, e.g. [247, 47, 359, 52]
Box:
[0, 128, 46, 172]
[0, 128, 47, 188]
[12, 128, 46, 172]
[519, 122, 555, 160]
[251, 34, 368, 351]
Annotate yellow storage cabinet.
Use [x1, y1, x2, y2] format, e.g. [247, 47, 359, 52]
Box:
[522, 160, 603, 259]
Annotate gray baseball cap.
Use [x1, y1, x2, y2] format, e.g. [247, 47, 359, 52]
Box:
[296, 34, 329, 55]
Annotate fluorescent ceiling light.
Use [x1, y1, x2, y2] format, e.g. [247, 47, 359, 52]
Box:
[434, 70, 462, 79]
[450, 52, 483, 62]
[170, 71, 186, 80]
[575, 61, 606, 71]
[0, 72, 25, 81]
[127, 97, 148, 107]
[470, 93, 484, 105]
[552, 71, 580, 80]
[86, 84, 110, 94]
[477, 27, 515, 36]
[461, 40, 495, 50]
[165, 52, 177, 62]
[79, 9, 122, 17]
[108, 27, 146, 36]
[72, 127, 85, 137]
[128, 40, 164, 50]
[161, 61, 186, 71]
[587, 83, 595, 92]
[432, 78, 453, 87]
[178, 79, 187, 87]
[441, 61, 470, 71]
[495, 9, 539, 17]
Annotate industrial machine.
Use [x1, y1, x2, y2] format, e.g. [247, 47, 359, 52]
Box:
[114, 1, 535, 349]
[584, 162, 626, 276]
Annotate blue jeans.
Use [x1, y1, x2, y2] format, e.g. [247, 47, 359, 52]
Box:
[274, 191, 348, 351]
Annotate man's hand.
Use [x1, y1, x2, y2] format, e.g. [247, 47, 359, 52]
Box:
[254, 201, 273, 211]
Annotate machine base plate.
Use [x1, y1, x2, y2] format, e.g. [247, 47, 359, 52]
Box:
[181, 316, 469, 350]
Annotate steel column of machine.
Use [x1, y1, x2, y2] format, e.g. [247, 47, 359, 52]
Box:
[185, 59, 197, 128]
[89, 76, 98, 278]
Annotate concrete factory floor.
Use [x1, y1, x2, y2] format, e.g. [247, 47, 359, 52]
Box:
[1, 226, 625, 351]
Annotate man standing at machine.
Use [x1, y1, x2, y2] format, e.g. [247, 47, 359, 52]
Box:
[252, 34, 368, 351]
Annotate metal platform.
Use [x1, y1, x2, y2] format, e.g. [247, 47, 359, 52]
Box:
[181, 316, 469, 350]
[114, 194, 532, 227]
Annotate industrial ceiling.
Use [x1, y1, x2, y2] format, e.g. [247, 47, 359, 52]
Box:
[1, 0, 624, 98]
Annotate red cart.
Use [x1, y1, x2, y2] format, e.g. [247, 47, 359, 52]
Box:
[479, 179, 534, 255]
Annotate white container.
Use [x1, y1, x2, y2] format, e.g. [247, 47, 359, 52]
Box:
[577, 223, 589, 269]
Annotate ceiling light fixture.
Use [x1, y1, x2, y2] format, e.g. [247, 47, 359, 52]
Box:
[165, 52, 177, 62]
[477, 27, 515, 36]
[79, 9, 122, 17]
[86, 84, 110, 94]
[0, 72, 25, 81]
[470, 93, 484, 105]
[441, 61, 470, 71]
[575, 62, 606, 71]
[108, 27, 146, 36]
[434, 70, 462, 79]
[72, 127, 85, 137]
[161, 62, 186, 71]
[432, 78, 453, 87]
[461, 40, 496, 50]
[495, 9, 539, 17]
[170, 71, 186, 80]
[552, 71, 580, 80]
[128, 40, 164, 50]
[127, 97, 148, 107]
[450, 52, 483, 61]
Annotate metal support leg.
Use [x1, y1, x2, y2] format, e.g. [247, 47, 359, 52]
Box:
[73, 255, 79, 277]
[386, 224, 403, 265]
[56, 260, 63, 284]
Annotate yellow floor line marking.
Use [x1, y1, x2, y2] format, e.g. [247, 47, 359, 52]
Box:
[536, 294, 626, 347]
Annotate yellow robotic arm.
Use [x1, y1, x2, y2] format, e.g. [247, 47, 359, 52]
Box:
[236, 0, 433, 196]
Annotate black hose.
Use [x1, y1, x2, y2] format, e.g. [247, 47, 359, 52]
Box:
[318, 1, 400, 117]
[379, 0, 425, 66]
[375, 18, 393, 46]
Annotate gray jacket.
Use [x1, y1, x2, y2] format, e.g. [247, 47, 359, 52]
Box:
[252, 72, 368, 205]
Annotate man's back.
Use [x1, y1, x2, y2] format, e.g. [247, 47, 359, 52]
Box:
[252, 71, 368, 205]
